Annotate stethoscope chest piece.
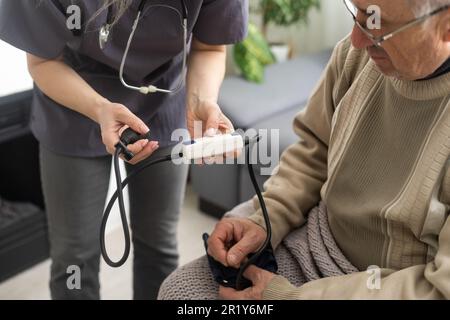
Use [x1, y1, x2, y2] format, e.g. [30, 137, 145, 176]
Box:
[99, 24, 111, 50]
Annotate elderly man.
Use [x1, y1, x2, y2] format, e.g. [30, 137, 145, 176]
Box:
[159, 0, 450, 299]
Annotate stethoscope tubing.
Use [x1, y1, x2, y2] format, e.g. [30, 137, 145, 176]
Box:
[101, 0, 189, 94]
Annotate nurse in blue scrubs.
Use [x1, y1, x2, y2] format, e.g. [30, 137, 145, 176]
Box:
[0, 0, 248, 299]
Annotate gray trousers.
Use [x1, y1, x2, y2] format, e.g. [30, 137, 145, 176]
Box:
[39, 144, 189, 300]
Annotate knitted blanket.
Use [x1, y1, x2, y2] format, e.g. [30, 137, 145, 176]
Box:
[277, 201, 358, 287]
[158, 201, 358, 299]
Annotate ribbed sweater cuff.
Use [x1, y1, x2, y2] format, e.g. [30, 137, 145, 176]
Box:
[262, 275, 299, 300]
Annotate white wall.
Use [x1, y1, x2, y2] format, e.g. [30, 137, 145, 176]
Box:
[256, 0, 354, 54]
[0, 40, 33, 96]
[226, 0, 354, 74]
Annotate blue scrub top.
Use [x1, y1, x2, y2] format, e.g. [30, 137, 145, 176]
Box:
[0, 0, 248, 157]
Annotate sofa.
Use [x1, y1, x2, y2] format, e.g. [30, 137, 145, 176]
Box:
[190, 50, 332, 218]
[0, 90, 49, 283]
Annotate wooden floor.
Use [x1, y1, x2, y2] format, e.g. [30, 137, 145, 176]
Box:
[0, 185, 218, 300]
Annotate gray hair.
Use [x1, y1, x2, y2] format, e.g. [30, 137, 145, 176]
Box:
[406, 0, 450, 17]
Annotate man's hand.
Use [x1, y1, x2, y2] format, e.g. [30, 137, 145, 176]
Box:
[207, 217, 267, 268]
[219, 265, 275, 300]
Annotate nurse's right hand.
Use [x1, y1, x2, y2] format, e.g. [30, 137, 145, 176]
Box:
[97, 101, 159, 165]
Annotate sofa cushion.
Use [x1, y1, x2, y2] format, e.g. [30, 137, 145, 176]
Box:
[252, 104, 302, 153]
[219, 50, 332, 129]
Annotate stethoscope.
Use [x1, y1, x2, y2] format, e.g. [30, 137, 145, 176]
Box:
[99, 0, 188, 94]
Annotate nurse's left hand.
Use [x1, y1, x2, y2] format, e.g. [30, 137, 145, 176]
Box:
[187, 100, 240, 163]
[218, 265, 275, 300]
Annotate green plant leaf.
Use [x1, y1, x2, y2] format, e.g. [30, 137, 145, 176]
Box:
[233, 23, 275, 83]
[261, 0, 321, 26]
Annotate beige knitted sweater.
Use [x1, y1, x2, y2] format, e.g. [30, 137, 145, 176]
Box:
[248, 36, 450, 299]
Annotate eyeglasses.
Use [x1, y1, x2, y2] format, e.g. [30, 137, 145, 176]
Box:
[343, 0, 450, 46]
[100, 0, 189, 95]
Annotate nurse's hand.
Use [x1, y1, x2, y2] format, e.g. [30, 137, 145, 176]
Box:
[187, 99, 241, 162]
[187, 99, 234, 138]
[97, 101, 159, 164]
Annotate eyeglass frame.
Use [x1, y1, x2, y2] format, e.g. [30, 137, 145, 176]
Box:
[343, 0, 450, 46]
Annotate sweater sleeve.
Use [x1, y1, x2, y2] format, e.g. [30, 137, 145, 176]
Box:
[263, 213, 450, 300]
[247, 38, 352, 248]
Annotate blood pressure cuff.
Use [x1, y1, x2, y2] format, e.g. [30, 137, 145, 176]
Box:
[202, 233, 278, 290]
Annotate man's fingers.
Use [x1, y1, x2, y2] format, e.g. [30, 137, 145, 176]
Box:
[219, 286, 252, 300]
[207, 221, 236, 266]
[219, 286, 236, 300]
[242, 265, 262, 283]
[208, 219, 260, 268]
[227, 233, 260, 268]
[219, 286, 240, 300]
